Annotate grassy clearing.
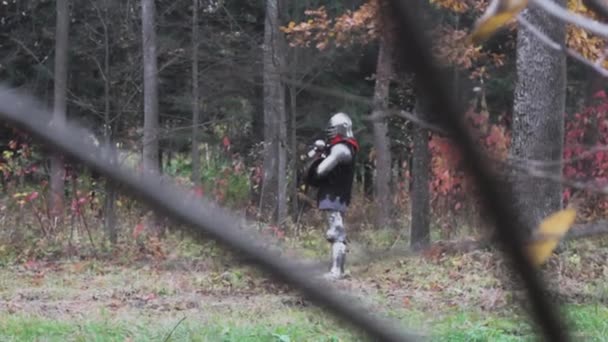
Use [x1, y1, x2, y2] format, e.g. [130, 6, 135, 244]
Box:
[2, 304, 608, 341]
[2, 234, 608, 341]
[0, 311, 358, 342]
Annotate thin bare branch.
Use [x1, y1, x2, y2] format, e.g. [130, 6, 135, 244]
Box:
[583, 0, 608, 20]
[508, 143, 608, 167]
[517, 14, 608, 78]
[281, 76, 448, 134]
[530, 0, 608, 38]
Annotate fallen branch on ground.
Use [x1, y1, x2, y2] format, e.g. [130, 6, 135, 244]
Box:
[338, 221, 608, 270]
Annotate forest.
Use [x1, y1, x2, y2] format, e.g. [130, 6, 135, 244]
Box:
[2, 0, 608, 340]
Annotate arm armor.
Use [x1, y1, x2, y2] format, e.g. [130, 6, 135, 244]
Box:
[304, 143, 353, 187]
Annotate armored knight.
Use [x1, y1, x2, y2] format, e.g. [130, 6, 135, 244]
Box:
[304, 112, 359, 280]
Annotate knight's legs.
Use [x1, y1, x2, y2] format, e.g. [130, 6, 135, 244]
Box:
[324, 211, 346, 279]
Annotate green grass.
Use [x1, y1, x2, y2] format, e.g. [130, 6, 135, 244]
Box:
[429, 304, 608, 342]
[2, 304, 608, 341]
[3, 236, 608, 341]
[0, 312, 357, 342]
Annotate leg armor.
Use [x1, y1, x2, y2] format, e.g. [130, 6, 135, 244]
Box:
[324, 211, 347, 279]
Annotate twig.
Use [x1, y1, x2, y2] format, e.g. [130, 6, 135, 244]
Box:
[517, 14, 608, 78]
[162, 316, 187, 342]
[531, 0, 608, 38]
[504, 160, 608, 196]
[507, 143, 608, 167]
[583, 0, 608, 21]
[367, 109, 448, 134]
[340, 222, 608, 271]
[281, 76, 448, 134]
[79, 212, 97, 255]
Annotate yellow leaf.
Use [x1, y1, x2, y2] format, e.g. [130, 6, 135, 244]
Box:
[288, 21, 296, 29]
[469, 0, 528, 44]
[526, 208, 577, 266]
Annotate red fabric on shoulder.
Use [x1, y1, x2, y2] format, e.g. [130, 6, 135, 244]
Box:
[329, 135, 359, 152]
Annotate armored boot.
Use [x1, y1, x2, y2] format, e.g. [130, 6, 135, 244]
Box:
[324, 211, 347, 280]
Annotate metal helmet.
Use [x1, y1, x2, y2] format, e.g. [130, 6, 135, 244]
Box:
[325, 112, 354, 139]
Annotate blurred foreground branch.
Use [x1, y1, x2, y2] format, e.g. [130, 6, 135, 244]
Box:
[0, 85, 422, 342]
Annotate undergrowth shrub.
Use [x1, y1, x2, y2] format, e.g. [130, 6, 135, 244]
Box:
[5, 94, 608, 263]
[563, 90, 608, 221]
[165, 144, 250, 209]
[426, 105, 510, 237]
[428, 92, 608, 229]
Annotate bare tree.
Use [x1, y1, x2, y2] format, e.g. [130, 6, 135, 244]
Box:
[262, 0, 288, 225]
[410, 88, 431, 250]
[141, 0, 160, 177]
[140, 0, 163, 237]
[510, 1, 567, 233]
[96, 0, 117, 244]
[371, 40, 393, 229]
[288, 50, 299, 217]
[49, 0, 70, 225]
[191, 0, 201, 186]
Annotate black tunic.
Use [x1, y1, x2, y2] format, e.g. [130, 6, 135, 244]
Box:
[305, 141, 357, 212]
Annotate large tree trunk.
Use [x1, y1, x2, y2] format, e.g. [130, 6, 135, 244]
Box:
[141, 0, 159, 177]
[410, 89, 431, 250]
[511, 2, 567, 233]
[99, 0, 117, 244]
[49, 0, 70, 225]
[141, 0, 162, 236]
[371, 40, 392, 229]
[262, 0, 287, 225]
[191, 0, 201, 186]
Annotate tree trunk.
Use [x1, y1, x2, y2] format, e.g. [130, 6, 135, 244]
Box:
[277, 96, 288, 225]
[141, 0, 163, 237]
[511, 1, 567, 233]
[410, 88, 431, 250]
[49, 0, 70, 225]
[262, 0, 287, 225]
[191, 0, 201, 186]
[371, 40, 392, 229]
[289, 54, 298, 218]
[100, 0, 117, 244]
[141, 0, 159, 177]
[363, 160, 374, 199]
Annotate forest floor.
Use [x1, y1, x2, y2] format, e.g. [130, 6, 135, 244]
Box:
[2, 230, 608, 341]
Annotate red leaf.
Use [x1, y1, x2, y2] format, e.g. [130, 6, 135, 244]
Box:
[594, 90, 607, 99]
[25, 191, 38, 202]
[142, 293, 157, 301]
[71, 199, 79, 212]
[24, 260, 39, 270]
[132, 223, 144, 239]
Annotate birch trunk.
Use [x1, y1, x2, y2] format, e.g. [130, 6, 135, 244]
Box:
[511, 1, 567, 233]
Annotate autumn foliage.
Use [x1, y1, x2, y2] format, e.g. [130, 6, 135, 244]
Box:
[281, 1, 379, 50]
[281, 0, 504, 81]
[426, 90, 608, 224]
[427, 106, 510, 214]
[563, 90, 608, 219]
[566, 0, 608, 65]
